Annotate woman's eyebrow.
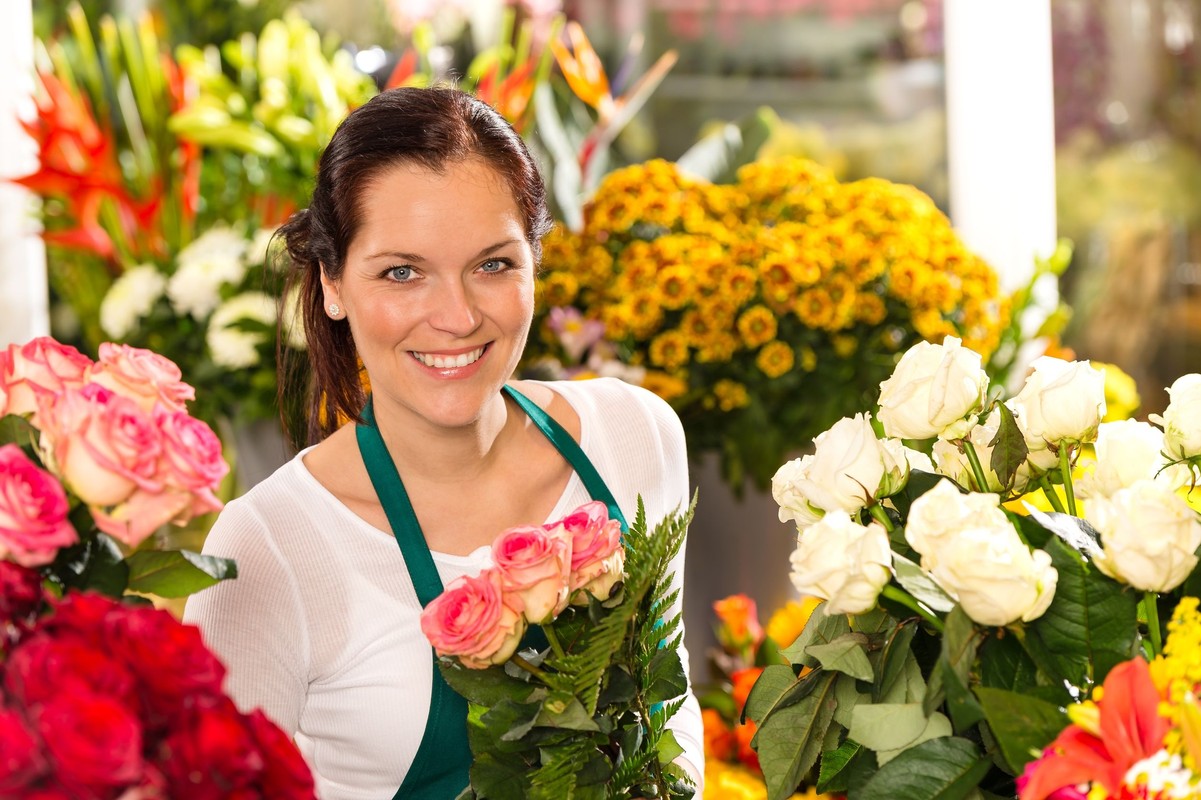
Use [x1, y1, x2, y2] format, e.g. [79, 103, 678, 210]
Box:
[362, 239, 523, 263]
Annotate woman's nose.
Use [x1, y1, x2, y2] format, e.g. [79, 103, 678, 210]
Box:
[427, 279, 480, 336]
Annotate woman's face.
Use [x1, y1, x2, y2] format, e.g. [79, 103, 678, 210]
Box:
[321, 158, 535, 431]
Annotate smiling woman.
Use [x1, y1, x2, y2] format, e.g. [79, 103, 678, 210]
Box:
[182, 87, 704, 800]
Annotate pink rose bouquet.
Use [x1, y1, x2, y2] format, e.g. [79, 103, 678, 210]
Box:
[0, 336, 235, 600]
[419, 498, 697, 800]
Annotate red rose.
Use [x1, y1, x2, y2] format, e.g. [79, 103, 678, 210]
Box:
[32, 691, 142, 790]
[0, 562, 46, 623]
[4, 633, 136, 711]
[107, 606, 225, 712]
[38, 592, 121, 645]
[158, 699, 262, 799]
[0, 706, 47, 792]
[246, 710, 316, 798]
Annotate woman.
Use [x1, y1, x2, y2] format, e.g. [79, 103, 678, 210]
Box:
[184, 87, 704, 799]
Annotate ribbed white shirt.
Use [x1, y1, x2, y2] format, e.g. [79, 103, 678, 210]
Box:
[183, 378, 704, 799]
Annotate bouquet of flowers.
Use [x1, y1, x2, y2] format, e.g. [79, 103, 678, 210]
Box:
[0, 561, 315, 797]
[522, 157, 1015, 491]
[419, 499, 696, 799]
[0, 335, 234, 597]
[744, 335, 1201, 799]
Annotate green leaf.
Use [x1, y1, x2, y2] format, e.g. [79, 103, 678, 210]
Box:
[54, 533, 129, 597]
[891, 469, 951, 520]
[941, 657, 986, 733]
[834, 672, 869, 729]
[874, 621, 919, 702]
[744, 664, 805, 723]
[645, 648, 688, 706]
[1024, 508, 1104, 561]
[975, 687, 1067, 775]
[124, 549, 237, 598]
[471, 751, 536, 800]
[876, 712, 953, 765]
[893, 553, 956, 613]
[755, 672, 839, 800]
[535, 693, 600, 732]
[989, 403, 1029, 492]
[782, 608, 851, 667]
[977, 631, 1039, 692]
[1024, 538, 1139, 690]
[925, 607, 981, 718]
[847, 703, 929, 752]
[807, 634, 874, 682]
[656, 728, 685, 766]
[441, 664, 540, 708]
[818, 739, 864, 794]
[853, 736, 990, 800]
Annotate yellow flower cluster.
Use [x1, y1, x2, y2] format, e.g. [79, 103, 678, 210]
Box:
[703, 761, 829, 800]
[1150, 597, 1201, 772]
[533, 157, 1008, 412]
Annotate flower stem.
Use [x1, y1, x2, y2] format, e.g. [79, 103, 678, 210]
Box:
[510, 653, 552, 683]
[1038, 474, 1068, 514]
[1143, 591, 1163, 656]
[963, 440, 991, 493]
[881, 584, 944, 633]
[868, 503, 895, 532]
[1059, 445, 1078, 517]
[543, 622, 566, 660]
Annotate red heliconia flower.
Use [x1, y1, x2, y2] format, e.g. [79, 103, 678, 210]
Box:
[1019, 658, 1170, 800]
[476, 58, 539, 133]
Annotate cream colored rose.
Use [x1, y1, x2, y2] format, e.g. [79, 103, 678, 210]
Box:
[206, 292, 277, 369]
[1012, 357, 1107, 446]
[772, 414, 909, 528]
[904, 479, 1012, 573]
[925, 524, 1058, 627]
[1087, 480, 1201, 592]
[932, 408, 1036, 494]
[1078, 420, 1187, 498]
[877, 336, 989, 441]
[790, 512, 892, 616]
[1150, 374, 1201, 461]
[100, 265, 166, 339]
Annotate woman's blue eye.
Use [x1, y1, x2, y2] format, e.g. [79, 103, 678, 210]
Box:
[480, 259, 506, 273]
[387, 266, 413, 282]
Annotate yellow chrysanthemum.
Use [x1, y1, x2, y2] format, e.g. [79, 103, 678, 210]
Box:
[713, 379, 751, 412]
[656, 265, 695, 310]
[697, 332, 740, 364]
[737, 305, 778, 349]
[720, 265, 759, 306]
[648, 330, 690, 371]
[756, 341, 795, 378]
[793, 288, 837, 330]
[640, 370, 689, 401]
[538, 271, 579, 308]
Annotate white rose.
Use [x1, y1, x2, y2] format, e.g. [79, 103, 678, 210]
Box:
[99, 265, 167, 339]
[904, 479, 1012, 572]
[772, 414, 908, 527]
[1087, 480, 1201, 592]
[168, 227, 250, 319]
[1150, 374, 1201, 461]
[903, 446, 935, 476]
[790, 512, 892, 616]
[1007, 399, 1061, 473]
[877, 336, 989, 440]
[932, 408, 1037, 494]
[1079, 420, 1188, 498]
[927, 524, 1058, 627]
[206, 292, 277, 369]
[1012, 356, 1107, 446]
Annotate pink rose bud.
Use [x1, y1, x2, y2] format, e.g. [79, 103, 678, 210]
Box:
[492, 525, 571, 623]
[0, 444, 78, 567]
[154, 407, 228, 517]
[552, 501, 626, 603]
[38, 384, 163, 508]
[0, 337, 92, 420]
[89, 343, 195, 413]
[420, 569, 526, 670]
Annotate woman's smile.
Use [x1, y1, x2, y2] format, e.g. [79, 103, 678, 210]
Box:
[409, 343, 490, 372]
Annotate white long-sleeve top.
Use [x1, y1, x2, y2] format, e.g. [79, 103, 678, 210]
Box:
[183, 378, 704, 799]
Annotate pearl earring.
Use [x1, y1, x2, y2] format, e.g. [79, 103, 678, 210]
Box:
[328, 303, 342, 318]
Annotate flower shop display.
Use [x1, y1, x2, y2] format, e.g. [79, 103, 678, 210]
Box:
[523, 157, 1015, 490]
[744, 335, 1201, 799]
[0, 561, 315, 798]
[0, 335, 235, 596]
[419, 499, 696, 799]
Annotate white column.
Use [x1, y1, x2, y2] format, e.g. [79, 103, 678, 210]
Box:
[944, 0, 1058, 294]
[0, 0, 48, 348]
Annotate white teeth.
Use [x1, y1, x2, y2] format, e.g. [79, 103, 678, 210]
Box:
[412, 347, 485, 369]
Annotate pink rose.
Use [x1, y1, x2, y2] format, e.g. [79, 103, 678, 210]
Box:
[38, 384, 163, 508]
[420, 569, 526, 670]
[552, 501, 626, 603]
[0, 337, 92, 420]
[154, 407, 228, 516]
[89, 344, 195, 413]
[492, 525, 571, 623]
[0, 445, 78, 567]
[91, 488, 191, 548]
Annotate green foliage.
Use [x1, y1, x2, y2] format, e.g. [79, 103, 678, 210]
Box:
[444, 497, 697, 799]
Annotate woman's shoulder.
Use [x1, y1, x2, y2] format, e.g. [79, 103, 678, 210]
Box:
[529, 377, 681, 425]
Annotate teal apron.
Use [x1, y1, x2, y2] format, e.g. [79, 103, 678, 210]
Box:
[355, 385, 629, 799]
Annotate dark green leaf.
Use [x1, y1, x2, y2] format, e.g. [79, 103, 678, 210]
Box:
[646, 648, 688, 706]
[480, 699, 543, 745]
[989, 404, 1029, 492]
[471, 751, 535, 800]
[744, 664, 804, 723]
[891, 470, 952, 519]
[54, 533, 129, 597]
[874, 621, 919, 702]
[442, 663, 541, 707]
[598, 666, 638, 708]
[755, 672, 839, 800]
[535, 692, 600, 732]
[124, 549, 236, 598]
[807, 634, 874, 682]
[975, 687, 1067, 775]
[941, 658, 985, 733]
[852, 736, 990, 800]
[977, 631, 1038, 692]
[925, 607, 981, 718]
[818, 739, 863, 794]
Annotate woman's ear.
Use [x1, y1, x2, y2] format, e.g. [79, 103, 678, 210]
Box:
[319, 263, 343, 319]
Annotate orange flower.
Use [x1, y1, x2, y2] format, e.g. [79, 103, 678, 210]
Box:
[702, 708, 737, 762]
[734, 720, 761, 773]
[550, 22, 613, 117]
[475, 58, 539, 132]
[731, 667, 764, 714]
[766, 598, 821, 649]
[714, 594, 765, 658]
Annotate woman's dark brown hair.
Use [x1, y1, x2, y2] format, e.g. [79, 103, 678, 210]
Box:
[275, 86, 554, 446]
